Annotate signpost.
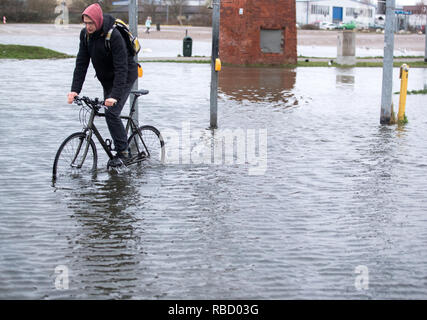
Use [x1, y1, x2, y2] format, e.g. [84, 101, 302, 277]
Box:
[424, 6, 427, 62]
[128, 0, 138, 122]
[210, 0, 220, 129]
[394, 10, 412, 15]
[380, 0, 396, 125]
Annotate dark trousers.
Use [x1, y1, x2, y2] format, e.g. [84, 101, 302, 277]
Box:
[103, 82, 133, 153]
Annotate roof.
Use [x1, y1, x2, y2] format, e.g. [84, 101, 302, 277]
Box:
[295, 0, 376, 8]
[402, 5, 427, 14]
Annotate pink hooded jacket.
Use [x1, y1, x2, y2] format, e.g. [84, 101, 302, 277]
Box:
[82, 3, 103, 31]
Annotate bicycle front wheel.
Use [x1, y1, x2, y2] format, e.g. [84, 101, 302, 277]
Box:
[52, 132, 98, 182]
[128, 125, 165, 164]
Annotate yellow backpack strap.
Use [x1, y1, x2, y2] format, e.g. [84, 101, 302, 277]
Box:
[105, 25, 116, 51]
[115, 19, 127, 26]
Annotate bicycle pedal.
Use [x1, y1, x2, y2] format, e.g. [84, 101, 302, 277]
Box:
[137, 152, 147, 160]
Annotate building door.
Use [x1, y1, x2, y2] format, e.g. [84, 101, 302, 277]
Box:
[333, 7, 343, 23]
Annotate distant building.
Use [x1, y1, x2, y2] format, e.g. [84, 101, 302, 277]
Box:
[403, 5, 427, 30]
[296, 0, 376, 27]
[219, 0, 297, 66]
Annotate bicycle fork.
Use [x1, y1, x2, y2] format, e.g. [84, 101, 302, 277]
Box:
[70, 129, 93, 169]
[72, 109, 97, 169]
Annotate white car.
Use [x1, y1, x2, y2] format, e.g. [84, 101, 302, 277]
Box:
[319, 22, 336, 30]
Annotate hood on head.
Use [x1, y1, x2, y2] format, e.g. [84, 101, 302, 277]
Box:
[82, 3, 103, 31]
[101, 14, 116, 33]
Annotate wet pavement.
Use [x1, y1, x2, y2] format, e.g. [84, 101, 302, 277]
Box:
[298, 45, 423, 58]
[1, 55, 427, 299]
[1, 24, 424, 58]
[0, 25, 212, 58]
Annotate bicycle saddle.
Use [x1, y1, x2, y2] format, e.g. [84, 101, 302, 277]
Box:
[131, 89, 149, 97]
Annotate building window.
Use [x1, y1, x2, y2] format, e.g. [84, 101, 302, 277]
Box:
[346, 7, 373, 17]
[311, 5, 330, 16]
[260, 29, 283, 54]
[346, 7, 356, 16]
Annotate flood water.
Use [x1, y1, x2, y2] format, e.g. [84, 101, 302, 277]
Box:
[1, 57, 427, 299]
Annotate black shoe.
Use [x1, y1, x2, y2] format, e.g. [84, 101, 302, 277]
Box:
[138, 150, 147, 159]
[108, 150, 131, 167]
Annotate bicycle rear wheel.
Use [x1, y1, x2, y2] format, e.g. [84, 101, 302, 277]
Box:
[128, 125, 165, 164]
[52, 132, 98, 182]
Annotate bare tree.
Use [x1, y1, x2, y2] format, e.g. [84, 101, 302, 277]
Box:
[141, 0, 161, 23]
[0, 0, 57, 22]
[415, 0, 427, 5]
[412, 1, 427, 13]
[71, 0, 113, 14]
[69, 0, 114, 23]
[0, 0, 24, 22]
[27, 0, 58, 19]
[165, 0, 187, 24]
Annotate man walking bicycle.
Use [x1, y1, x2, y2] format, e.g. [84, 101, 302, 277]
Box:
[67, 2, 138, 167]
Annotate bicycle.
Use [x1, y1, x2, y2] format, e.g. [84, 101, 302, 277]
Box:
[52, 89, 165, 183]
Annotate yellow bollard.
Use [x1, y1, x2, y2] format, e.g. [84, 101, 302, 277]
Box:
[138, 63, 143, 78]
[215, 58, 221, 72]
[398, 64, 409, 123]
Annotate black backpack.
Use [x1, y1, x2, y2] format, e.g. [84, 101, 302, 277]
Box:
[85, 18, 141, 56]
[105, 19, 141, 56]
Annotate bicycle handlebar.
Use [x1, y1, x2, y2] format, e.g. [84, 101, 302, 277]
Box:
[73, 96, 105, 111]
[73, 89, 148, 111]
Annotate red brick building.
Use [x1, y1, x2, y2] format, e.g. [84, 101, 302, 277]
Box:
[219, 0, 297, 65]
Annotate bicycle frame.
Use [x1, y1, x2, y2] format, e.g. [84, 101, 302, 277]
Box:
[77, 95, 149, 167]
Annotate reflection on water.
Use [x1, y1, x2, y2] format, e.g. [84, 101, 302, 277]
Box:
[219, 66, 297, 107]
[336, 69, 355, 90]
[336, 75, 355, 86]
[61, 172, 147, 298]
[354, 126, 397, 212]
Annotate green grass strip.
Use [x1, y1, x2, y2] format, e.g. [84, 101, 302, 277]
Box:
[402, 89, 427, 95]
[407, 89, 427, 95]
[298, 55, 424, 59]
[297, 61, 427, 68]
[394, 89, 427, 94]
[140, 59, 210, 64]
[0, 44, 74, 59]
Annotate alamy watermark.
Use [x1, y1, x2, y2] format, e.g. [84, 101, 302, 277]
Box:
[161, 122, 268, 175]
[54, 265, 69, 290]
[354, 265, 369, 291]
[54, 2, 69, 29]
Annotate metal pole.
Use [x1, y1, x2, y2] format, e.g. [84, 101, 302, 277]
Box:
[380, 0, 396, 125]
[210, 0, 220, 129]
[424, 6, 427, 62]
[166, 4, 169, 24]
[129, 0, 139, 122]
[62, 1, 65, 24]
